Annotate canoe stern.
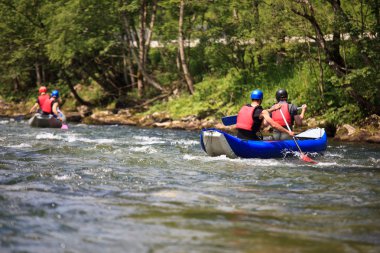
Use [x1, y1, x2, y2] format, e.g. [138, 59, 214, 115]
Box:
[200, 129, 237, 158]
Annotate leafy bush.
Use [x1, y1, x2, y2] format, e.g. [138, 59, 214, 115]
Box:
[323, 104, 364, 125]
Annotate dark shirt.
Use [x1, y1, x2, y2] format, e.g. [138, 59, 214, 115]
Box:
[288, 103, 298, 120]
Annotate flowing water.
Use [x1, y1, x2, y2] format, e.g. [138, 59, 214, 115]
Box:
[0, 118, 379, 253]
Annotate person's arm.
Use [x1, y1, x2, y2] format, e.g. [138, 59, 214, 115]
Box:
[261, 110, 294, 136]
[52, 103, 62, 120]
[267, 103, 282, 113]
[29, 103, 38, 113]
[299, 104, 306, 119]
[262, 104, 282, 127]
[294, 104, 307, 126]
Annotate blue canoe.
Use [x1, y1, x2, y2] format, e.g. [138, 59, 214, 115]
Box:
[200, 128, 327, 159]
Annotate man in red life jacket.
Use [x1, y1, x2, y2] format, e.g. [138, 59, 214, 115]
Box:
[29, 86, 50, 114]
[41, 90, 64, 121]
[270, 89, 307, 140]
[236, 89, 294, 140]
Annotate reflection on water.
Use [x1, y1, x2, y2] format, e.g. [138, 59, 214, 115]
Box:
[0, 118, 379, 252]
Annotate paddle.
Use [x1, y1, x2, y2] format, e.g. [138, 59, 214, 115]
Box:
[279, 109, 317, 164]
[221, 115, 237, 126]
[61, 123, 69, 130]
[14, 112, 34, 122]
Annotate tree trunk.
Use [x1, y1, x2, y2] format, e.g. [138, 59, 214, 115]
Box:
[291, 1, 346, 76]
[14, 76, 20, 92]
[121, 34, 130, 88]
[326, 0, 371, 65]
[35, 63, 42, 85]
[137, 0, 147, 97]
[317, 45, 325, 99]
[144, 0, 157, 63]
[42, 64, 46, 83]
[252, 0, 259, 25]
[178, 0, 194, 94]
[121, 1, 164, 92]
[61, 71, 93, 106]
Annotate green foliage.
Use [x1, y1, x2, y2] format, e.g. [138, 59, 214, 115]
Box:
[146, 70, 247, 119]
[45, 0, 118, 66]
[324, 104, 364, 125]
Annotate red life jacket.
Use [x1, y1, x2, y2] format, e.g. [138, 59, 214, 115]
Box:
[41, 98, 54, 114]
[236, 105, 256, 131]
[272, 102, 291, 127]
[38, 94, 50, 107]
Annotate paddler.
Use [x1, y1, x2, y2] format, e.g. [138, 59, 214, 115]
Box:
[41, 90, 64, 121]
[29, 86, 50, 114]
[236, 89, 294, 140]
[270, 89, 307, 140]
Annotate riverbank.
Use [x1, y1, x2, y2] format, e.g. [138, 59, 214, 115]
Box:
[1, 99, 379, 143]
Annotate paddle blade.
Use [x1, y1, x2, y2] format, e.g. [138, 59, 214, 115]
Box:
[221, 115, 237, 126]
[61, 124, 69, 130]
[301, 153, 317, 164]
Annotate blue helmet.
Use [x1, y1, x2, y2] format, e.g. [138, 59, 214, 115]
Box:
[250, 89, 263, 100]
[51, 90, 59, 98]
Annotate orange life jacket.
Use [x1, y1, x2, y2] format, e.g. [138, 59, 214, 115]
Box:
[236, 105, 256, 131]
[272, 102, 291, 127]
[41, 98, 55, 114]
[38, 94, 50, 107]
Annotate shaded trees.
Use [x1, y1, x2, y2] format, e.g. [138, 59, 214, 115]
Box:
[289, 0, 379, 114]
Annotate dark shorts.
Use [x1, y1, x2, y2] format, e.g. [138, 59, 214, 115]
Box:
[237, 129, 261, 140]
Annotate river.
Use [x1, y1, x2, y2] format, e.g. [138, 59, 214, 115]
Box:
[1, 118, 379, 252]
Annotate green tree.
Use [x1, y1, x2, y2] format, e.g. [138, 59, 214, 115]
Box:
[0, 0, 54, 96]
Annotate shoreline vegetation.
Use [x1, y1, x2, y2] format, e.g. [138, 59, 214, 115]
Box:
[1, 99, 379, 144]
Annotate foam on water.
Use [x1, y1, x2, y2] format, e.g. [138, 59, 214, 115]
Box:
[314, 162, 339, 167]
[133, 135, 166, 145]
[65, 135, 116, 144]
[183, 154, 231, 161]
[81, 167, 113, 175]
[54, 173, 81, 180]
[151, 190, 224, 204]
[324, 152, 344, 158]
[6, 143, 32, 148]
[130, 146, 158, 154]
[183, 154, 293, 167]
[315, 161, 376, 168]
[369, 157, 380, 165]
[170, 139, 198, 146]
[36, 132, 63, 140]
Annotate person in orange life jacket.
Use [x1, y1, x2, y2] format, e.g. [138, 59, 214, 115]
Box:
[41, 90, 64, 121]
[29, 86, 50, 114]
[236, 89, 294, 140]
[270, 89, 307, 140]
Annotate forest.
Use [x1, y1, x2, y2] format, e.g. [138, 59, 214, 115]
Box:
[0, 0, 379, 126]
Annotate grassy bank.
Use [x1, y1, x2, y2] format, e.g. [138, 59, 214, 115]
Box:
[145, 61, 366, 127]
